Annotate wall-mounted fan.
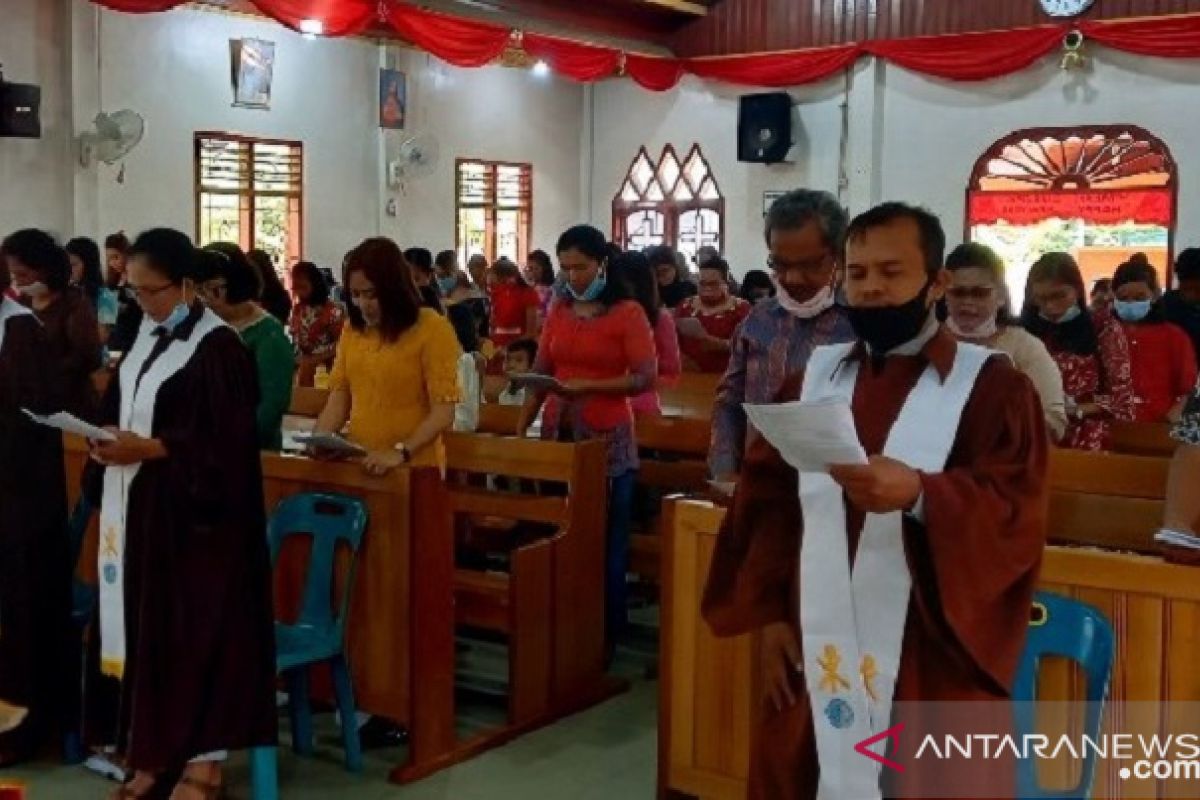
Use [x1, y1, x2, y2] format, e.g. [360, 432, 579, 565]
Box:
[388, 132, 440, 190]
[79, 110, 145, 168]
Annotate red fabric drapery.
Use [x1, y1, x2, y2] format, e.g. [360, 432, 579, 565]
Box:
[685, 45, 860, 89]
[1081, 15, 1200, 58]
[967, 189, 1174, 227]
[383, 4, 512, 69]
[863, 26, 1064, 82]
[523, 33, 621, 82]
[625, 54, 684, 92]
[93, 0, 374, 35]
[85, 2, 1200, 92]
[249, 0, 376, 37]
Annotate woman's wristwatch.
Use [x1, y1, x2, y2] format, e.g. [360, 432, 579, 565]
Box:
[393, 442, 412, 463]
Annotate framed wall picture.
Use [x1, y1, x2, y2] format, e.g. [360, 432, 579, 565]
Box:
[230, 38, 276, 109]
[379, 68, 407, 130]
[763, 190, 786, 217]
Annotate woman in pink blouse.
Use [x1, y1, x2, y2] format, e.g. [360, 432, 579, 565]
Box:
[517, 226, 657, 644]
[1022, 252, 1135, 450]
[610, 250, 680, 415]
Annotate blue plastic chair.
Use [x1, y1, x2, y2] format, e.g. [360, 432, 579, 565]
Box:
[1012, 591, 1115, 800]
[268, 492, 369, 775]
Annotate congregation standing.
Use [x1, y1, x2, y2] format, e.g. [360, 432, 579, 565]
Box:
[3, 183, 1200, 797]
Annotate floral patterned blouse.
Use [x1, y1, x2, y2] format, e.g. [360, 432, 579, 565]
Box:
[1035, 311, 1135, 451]
[289, 300, 345, 359]
[1172, 376, 1200, 445]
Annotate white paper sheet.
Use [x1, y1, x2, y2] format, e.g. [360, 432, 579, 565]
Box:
[1155, 528, 1200, 550]
[743, 399, 868, 474]
[22, 409, 117, 442]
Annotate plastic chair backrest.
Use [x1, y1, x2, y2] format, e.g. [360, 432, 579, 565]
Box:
[1013, 591, 1115, 800]
[267, 493, 368, 636]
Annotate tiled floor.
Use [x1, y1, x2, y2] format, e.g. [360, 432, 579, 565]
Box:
[5, 679, 656, 799]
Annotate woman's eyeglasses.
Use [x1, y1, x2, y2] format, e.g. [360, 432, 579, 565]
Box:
[946, 286, 996, 301]
[127, 283, 176, 299]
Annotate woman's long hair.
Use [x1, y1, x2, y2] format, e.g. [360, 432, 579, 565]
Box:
[65, 237, 104, 304]
[610, 250, 660, 324]
[1021, 252, 1099, 356]
[290, 260, 330, 307]
[1112, 253, 1167, 323]
[342, 238, 421, 342]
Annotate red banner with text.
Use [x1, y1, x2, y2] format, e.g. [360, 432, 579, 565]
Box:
[967, 189, 1174, 227]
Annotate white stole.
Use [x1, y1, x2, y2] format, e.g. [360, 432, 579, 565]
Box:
[0, 296, 34, 353]
[98, 308, 226, 678]
[797, 340, 992, 800]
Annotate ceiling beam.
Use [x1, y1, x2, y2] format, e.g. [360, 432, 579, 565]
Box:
[643, 0, 709, 14]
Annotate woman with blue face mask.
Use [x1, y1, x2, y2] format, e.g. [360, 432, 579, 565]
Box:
[1111, 254, 1197, 423]
[516, 225, 657, 653]
[1022, 252, 1135, 450]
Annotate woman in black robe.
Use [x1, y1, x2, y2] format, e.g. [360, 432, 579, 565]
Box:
[85, 228, 276, 799]
[0, 278, 72, 766]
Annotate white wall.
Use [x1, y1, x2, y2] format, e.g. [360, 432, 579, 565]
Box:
[1, 2, 584, 269]
[0, 0, 71, 236]
[589, 50, 1200, 279]
[589, 74, 845, 274]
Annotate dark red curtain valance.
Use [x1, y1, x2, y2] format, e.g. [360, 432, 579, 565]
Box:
[383, 4, 512, 69]
[87, 2, 1200, 93]
[684, 45, 859, 88]
[863, 26, 1064, 82]
[967, 189, 1174, 227]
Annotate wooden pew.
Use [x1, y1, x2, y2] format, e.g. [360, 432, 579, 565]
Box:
[443, 432, 625, 730]
[660, 372, 721, 419]
[660, 445, 1197, 800]
[476, 403, 522, 436]
[288, 385, 328, 418]
[1109, 420, 1176, 457]
[1047, 449, 1168, 552]
[62, 435, 505, 785]
[631, 415, 711, 582]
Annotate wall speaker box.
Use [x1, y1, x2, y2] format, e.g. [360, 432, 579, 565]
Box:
[738, 92, 792, 164]
[0, 81, 42, 138]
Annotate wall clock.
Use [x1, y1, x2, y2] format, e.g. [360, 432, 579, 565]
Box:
[1040, 0, 1095, 17]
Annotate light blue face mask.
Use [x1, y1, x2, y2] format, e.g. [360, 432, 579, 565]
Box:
[1043, 305, 1082, 325]
[1114, 298, 1153, 322]
[436, 274, 458, 295]
[160, 301, 191, 332]
[568, 269, 607, 303]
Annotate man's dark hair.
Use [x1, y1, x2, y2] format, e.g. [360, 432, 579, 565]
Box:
[845, 202, 945, 276]
[507, 337, 538, 364]
[764, 189, 847, 254]
[404, 247, 434, 275]
[1175, 248, 1200, 282]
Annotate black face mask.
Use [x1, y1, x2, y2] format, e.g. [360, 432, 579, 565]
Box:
[845, 281, 933, 355]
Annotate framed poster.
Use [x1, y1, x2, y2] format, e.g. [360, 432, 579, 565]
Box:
[379, 68, 406, 130]
[231, 38, 276, 109]
[763, 190, 786, 217]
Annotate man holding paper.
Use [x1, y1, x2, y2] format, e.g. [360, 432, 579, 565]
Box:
[703, 203, 1049, 799]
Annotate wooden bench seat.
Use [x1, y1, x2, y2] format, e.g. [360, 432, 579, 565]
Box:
[1109, 420, 1176, 457]
[443, 431, 623, 726]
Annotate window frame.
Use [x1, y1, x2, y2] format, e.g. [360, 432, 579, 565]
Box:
[193, 131, 304, 264]
[611, 143, 725, 260]
[455, 157, 533, 265]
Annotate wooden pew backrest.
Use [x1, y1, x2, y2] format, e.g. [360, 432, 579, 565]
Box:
[1047, 448, 1168, 553]
[289, 386, 329, 418]
[660, 373, 721, 419]
[1108, 421, 1176, 457]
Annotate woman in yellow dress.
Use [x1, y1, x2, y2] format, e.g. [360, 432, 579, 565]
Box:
[313, 238, 461, 474]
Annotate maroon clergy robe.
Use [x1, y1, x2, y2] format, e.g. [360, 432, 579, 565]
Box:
[703, 327, 1049, 800]
[84, 305, 277, 771]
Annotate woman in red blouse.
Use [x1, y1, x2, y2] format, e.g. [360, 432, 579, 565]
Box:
[610, 250, 681, 416]
[517, 226, 657, 645]
[488, 258, 540, 348]
[1022, 252, 1135, 450]
[674, 258, 751, 374]
[289, 261, 345, 386]
[1111, 254, 1198, 422]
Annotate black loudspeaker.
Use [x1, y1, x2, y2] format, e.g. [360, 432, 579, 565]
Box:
[0, 80, 42, 138]
[738, 92, 792, 164]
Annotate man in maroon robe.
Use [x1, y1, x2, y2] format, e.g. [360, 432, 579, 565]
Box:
[703, 203, 1048, 799]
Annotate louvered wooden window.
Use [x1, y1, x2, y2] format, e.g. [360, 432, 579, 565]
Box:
[195, 132, 303, 266]
[455, 159, 532, 264]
